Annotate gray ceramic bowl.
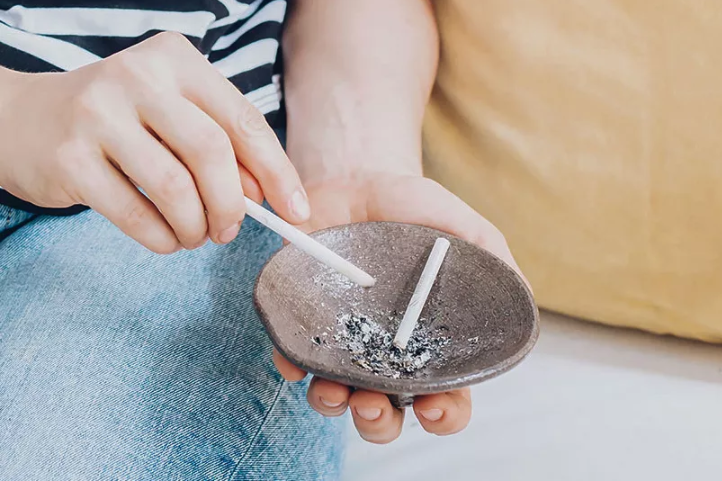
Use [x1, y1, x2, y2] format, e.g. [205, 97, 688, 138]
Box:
[254, 222, 538, 407]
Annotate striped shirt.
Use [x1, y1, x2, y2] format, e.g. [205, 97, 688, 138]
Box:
[0, 0, 287, 215]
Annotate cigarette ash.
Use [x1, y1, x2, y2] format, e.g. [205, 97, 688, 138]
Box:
[329, 312, 451, 379]
[312, 269, 357, 293]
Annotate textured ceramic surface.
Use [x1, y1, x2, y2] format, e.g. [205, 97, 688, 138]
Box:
[254, 222, 539, 400]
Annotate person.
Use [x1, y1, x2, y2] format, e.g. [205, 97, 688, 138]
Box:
[0, 1, 525, 479]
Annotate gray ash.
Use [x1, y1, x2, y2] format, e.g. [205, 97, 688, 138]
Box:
[332, 312, 451, 379]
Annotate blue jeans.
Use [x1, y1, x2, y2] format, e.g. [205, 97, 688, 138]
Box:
[0, 204, 345, 480]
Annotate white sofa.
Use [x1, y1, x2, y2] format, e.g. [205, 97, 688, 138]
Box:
[343, 311, 722, 481]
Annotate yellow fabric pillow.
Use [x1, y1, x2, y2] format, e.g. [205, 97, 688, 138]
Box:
[424, 0, 722, 342]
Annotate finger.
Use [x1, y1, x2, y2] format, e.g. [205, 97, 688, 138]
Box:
[74, 150, 180, 254]
[239, 163, 263, 204]
[307, 377, 350, 417]
[272, 349, 307, 381]
[177, 57, 310, 224]
[138, 96, 245, 245]
[349, 390, 404, 444]
[101, 120, 208, 250]
[413, 388, 472, 436]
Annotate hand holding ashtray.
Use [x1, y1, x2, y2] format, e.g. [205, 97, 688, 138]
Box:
[254, 221, 539, 407]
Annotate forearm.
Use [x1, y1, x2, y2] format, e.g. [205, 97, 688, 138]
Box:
[283, 0, 438, 186]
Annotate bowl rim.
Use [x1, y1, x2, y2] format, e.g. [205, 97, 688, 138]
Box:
[253, 221, 540, 395]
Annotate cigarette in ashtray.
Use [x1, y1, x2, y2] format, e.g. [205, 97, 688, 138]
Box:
[393, 237, 451, 350]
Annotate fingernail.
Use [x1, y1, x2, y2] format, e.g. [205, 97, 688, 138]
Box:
[218, 223, 240, 244]
[420, 409, 444, 422]
[355, 407, 382, 421]
[320, 397, 344, 409]
[289, 188, 310, 221]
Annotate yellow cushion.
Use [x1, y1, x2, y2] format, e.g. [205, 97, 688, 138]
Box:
[424, 0, 722, 342]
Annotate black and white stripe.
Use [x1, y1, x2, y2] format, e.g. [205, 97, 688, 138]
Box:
[0, 0, 287, 214]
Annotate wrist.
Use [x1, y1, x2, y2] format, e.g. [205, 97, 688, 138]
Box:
[285, 76, 425, 187]
[288, 142, 422, 189]
[286, 100, 423, 188]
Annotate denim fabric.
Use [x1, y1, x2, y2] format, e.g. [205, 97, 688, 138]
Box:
[0, 202, 35, 241]
[0, 204, 345, 480]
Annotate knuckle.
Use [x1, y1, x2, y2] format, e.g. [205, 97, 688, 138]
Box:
[156, 166, 195, 202]
[109, 49, 139, 71]
[118, 202, 180, 254]
[195, 125, 234, 159]
[106, 50, 145, 80]
[236, 101, 270, 137]
[151, 31, 192, 52]
[189, 129, 237, 183]
[55, 139, 92, 174]
[212, 202, 245, 228]
[107, 51, 167, 94]
[120, 200, 152, 230]
[71, 84, 109, 122]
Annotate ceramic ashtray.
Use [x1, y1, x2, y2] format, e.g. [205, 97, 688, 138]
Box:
[254, 222, 539, 407]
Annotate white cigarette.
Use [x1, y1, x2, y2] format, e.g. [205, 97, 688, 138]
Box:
[244, 197, 376, 287]
[393, 237, 451, 350]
